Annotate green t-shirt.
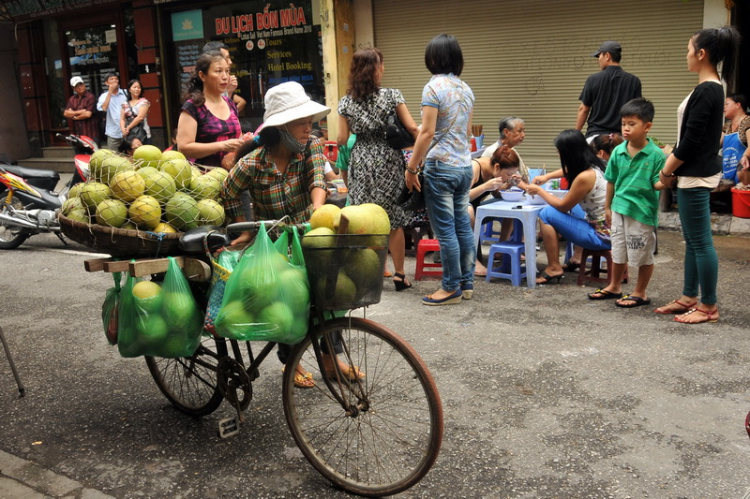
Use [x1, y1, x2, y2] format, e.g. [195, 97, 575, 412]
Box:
[605, 138, 665, 227]
[335, 134, 356, 172]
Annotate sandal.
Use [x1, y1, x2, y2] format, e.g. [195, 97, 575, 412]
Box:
[588, 288, 622, 300]
[562, 262, 580, 272]
[325, 365, 365, 381]
[615, 295, 651, 308]
[674, 307, 719, 324]
[282, 367, 315, 388]
[393, 272, 412, 292]
[536, 271, 563, 285]
[654, 299, 697, 315]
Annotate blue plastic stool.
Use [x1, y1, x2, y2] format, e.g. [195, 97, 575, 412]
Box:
[480, 221, 502, 244]
[486, 242, 526, 286]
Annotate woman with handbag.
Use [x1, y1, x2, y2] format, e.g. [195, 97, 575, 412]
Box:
[406, 34, 475, 305]
[120, 79, 151, 144]
[337, 47, 419, 291]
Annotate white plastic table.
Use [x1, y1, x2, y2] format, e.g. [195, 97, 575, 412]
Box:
[473, 198, 545, 288]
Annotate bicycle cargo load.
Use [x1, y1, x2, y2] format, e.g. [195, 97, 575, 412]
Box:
[301, 233, 388, 311]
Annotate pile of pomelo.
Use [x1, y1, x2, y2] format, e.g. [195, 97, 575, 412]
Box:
[302, 203, 390, 309]
[61, 145, 227, 233]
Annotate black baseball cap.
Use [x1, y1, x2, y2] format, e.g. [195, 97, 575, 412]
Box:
[591, 41, 622, 57]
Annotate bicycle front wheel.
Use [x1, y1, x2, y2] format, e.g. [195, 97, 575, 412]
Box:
[283, 317, 443, 497]
[145, 335, 227, 417]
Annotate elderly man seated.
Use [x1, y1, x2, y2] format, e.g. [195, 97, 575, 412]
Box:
[481, 116, 529, 182]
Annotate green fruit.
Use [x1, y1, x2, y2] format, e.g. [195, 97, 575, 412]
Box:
[101, 156, 134, 185]
[136, 315, 169, 349]
[95, 199, 128, 227]
[68, 183, 84, 199]
[121, 221, 137, 231]
[165, 194, 199, 230]
[160, 150, 186, 162]
[137, 166, 159, 182]
[132, 145, 162, 168]
[66, 207, 89, 224]
[341, 203, 391, 239]
[132, 281, 163, 314]
[143, 170, 176, 203]
[89, 149, 117, 182]
[110, 170, 146, 203]
[215, 301, 255, 340]
[302, 227, 336, 268]
[162, 290, 202, 336]
[344, 248, 382, 293]
[80, 182, 111, 211]
[315, 270, 357, 308]
[61, 196, 83, 216]
[257, 302, 295, 337]
[189, 175, 221, 201]
[205, 168, 229, 184]
[161, 158, 193, 189]
[236, 263, 279, 313]
[278, 267, 310, 306]
[129, 195, 162, 229]
[196, 199, 225, 227]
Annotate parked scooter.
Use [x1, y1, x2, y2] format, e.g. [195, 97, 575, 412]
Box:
[0, 134, 94, 249]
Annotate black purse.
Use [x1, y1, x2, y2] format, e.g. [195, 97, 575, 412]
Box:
[396, 171, 425, 212]
[384, 110, 415, 150]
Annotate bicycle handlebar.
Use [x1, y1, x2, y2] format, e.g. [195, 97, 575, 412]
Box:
[225, 219, 308, 233]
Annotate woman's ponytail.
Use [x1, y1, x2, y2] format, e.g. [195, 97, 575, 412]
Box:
[716, 26, 741, 83]
[232, 127, 282, 166]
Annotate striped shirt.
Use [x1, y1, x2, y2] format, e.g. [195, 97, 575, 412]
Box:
[221, 138, 328, 224]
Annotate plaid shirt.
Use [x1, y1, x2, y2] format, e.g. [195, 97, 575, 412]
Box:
[221, 138, 327, 224]
[66, 91, 98, 140]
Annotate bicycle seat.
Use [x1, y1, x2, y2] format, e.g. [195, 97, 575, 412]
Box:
[178, 226, 232, 253]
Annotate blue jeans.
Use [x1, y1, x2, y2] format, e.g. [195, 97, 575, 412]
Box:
[677, 187, 718, 305]
[423, 161, 475, 291]
[538, 205, 611, 251]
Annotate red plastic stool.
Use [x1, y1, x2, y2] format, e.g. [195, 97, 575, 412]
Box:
[577, 249, 629, 287]
[415, 239, 443, 280]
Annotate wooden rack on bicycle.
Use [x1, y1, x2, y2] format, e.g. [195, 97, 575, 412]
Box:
[83, 255, 211, 281]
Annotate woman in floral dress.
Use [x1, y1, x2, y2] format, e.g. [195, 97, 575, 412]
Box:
[337, 47, 419, 291]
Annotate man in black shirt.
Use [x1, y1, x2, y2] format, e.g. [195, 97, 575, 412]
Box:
[576, 41, 642, 141]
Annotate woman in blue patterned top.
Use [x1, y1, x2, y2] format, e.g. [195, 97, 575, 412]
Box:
[406, 34, 475, 306]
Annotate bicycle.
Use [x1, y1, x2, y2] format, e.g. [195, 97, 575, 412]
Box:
[138, 220, 443, 497]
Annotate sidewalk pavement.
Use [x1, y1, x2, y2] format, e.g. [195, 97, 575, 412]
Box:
[0, 450, 115, 499]
[659, 210, 750, 236]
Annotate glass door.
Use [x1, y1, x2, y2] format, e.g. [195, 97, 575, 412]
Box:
[65, 23, 121, 99]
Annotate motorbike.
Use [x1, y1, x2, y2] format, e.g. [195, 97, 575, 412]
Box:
[0, 133, 95, 249]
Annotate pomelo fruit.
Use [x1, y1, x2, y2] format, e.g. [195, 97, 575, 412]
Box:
[80, 182, 111, 211]
[95, 199, 128, 227]
[160, 150, 186, 162]
[88, 149, 117, 182]
[133, 281, 163, 314]
[161, 158, 193, 189]
[257, 302, 295, 337]
[215, 301, 255, 340]
[66, 207, 89, 224]
[196, 199, 225, 226]
[165, 195, 200, 230]
[61, 196, 83, 216]
[315, 269, 356, 308]
[142, 170, 176, 203]
[110, 170, 145, 203]
[278, 267, 310, 306]
[189, 175, 221, 201]
[205, 167, 229, 184]
[136, 315, 169, 350]
[129, 195, 161, 229]
[101, 156, 134, 186]
[343, 248, 382, 292]
[68, 182, 84, 199]
[132, 145, 162, 169]
[152, 222, 177, 233]
[310, 204, 341, 231]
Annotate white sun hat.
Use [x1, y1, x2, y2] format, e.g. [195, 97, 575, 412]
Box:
[256, 81, 330, 132]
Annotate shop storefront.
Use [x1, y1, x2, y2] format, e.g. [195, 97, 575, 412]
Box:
[0, 0, 325, 158]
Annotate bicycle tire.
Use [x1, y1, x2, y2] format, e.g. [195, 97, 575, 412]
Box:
[0, 195, 30, 250]
[145, 335, 227, 417]
[282, 317, 443, 497]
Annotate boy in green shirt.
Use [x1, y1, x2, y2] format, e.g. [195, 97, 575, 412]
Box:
[588, 98, 666, 307]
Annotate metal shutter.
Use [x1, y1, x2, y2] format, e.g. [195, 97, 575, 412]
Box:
[374, 0, 704, 169]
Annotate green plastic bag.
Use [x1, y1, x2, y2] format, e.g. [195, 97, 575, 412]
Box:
[117, 257, 203, 358]
[102, 272, 122, 346]
[215, 224, 310, 344]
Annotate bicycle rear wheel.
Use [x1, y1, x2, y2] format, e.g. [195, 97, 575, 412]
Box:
[283, 317, 443, 497]
[145, 335, 227, 417]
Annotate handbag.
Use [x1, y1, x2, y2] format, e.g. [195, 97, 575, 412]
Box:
[384, 109, 415, 150]
[125, 104, 147, 142]
[396, 170, 425, 212]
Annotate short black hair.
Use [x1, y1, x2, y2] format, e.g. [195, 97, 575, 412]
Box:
[203, 40, 229, 54]
[620, 98, 654, 123]
[727, 93, 749, 112]
[104, 72, 118, 81]
[424, 34, 464, 76]
[606, 50, 622, 63]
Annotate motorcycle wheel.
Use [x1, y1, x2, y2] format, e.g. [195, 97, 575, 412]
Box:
[0, 195, 31, 249]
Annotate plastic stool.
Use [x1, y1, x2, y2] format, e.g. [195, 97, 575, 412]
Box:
[480, 221, 502, 244]
[486, 242, 526, 286]
[576, 249, 628, 287]
[415, 239, 443, 280]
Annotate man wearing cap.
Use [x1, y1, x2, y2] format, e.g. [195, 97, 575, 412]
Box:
[576, 41, 642, 140]
[63, 76, 99, 145]
[97, 73, 128, 150]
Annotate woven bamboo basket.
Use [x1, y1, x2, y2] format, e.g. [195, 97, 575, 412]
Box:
[59, 213, 183, 257]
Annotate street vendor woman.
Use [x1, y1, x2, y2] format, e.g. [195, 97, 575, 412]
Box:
[220, 81, 361, 388]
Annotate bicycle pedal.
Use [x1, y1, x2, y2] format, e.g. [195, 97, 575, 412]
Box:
[218, 416, 240, 439]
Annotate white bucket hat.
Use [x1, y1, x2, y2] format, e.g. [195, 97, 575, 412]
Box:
[257, 82, 330, 132]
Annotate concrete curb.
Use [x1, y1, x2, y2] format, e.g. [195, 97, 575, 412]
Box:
[0, 450, 115, 499]
[659, 211, 750, 236]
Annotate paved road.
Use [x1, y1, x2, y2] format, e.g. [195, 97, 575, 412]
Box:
[1, 230, 749, 498]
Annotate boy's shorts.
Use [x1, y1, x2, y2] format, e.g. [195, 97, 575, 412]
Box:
[610, 212, 656, 267]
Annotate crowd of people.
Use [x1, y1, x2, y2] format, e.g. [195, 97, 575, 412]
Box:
[63, 26, 742, 327]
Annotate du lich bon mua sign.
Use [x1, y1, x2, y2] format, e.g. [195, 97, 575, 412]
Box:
[214, 3, 310, 39]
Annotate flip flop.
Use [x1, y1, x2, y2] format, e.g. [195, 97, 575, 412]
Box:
[674, 307, 719, 324]
[282, 367, 315, 388]
[654, 299, 697, 314]
[587, 288, 622, 300]
[615, 295, 651, 308]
